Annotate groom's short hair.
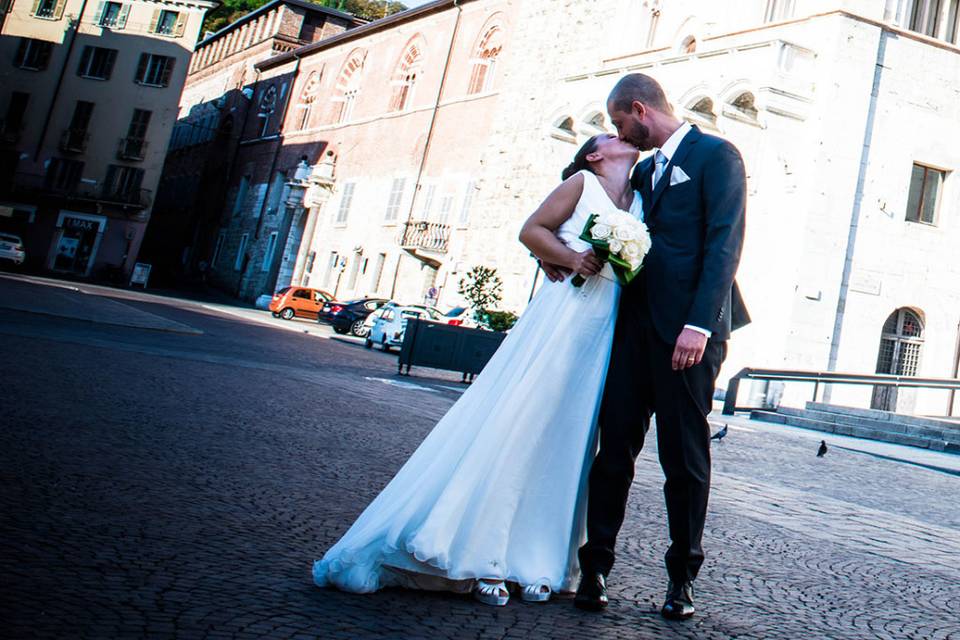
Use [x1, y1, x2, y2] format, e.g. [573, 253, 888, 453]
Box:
[609, 74, 673, 114]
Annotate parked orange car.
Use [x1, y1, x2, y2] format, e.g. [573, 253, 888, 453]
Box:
[269, 286, 334, 320]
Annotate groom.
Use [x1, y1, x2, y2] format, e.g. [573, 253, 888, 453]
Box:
[546, 73, 749, 619]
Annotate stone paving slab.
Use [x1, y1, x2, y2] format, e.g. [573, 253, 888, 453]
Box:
[2, 290, 960, 639]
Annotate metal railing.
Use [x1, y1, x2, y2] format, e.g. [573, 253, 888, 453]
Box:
[399, 220, 451, 253]
[5, 172, 152, 209]
[722, 367, 960, 416]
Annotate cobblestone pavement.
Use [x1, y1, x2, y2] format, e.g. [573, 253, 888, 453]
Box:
[1, 278, 959, 639]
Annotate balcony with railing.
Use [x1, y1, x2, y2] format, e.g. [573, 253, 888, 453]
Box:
[117, 136, 147, 161]
[399, 220, 451, 268]
[4, 172, 152, 209]
[59, 128, 89, 154]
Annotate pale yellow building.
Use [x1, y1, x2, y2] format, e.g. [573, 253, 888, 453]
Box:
[0, 0, 216, 280]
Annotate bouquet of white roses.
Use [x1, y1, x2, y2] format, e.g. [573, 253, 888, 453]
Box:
[571, 210, 652, 287]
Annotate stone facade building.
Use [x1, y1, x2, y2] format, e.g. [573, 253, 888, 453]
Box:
[0, 0, 217, 281]
[174, 0, 960, 414]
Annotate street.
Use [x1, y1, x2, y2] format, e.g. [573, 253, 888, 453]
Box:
[1, 275, 959, 640]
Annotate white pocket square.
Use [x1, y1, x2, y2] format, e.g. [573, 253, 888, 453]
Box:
[670, 166, 691, 186]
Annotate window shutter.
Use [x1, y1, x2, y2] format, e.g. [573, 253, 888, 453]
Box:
[105, 48, 117, 78]
[77, 46, 91, 75]
[135, 53, 148, 83]
[14, 39, 27, 68]
[93, 1, 105, 24]
[30, 0, 41, 15]
[175, 12, 186, 37]
[159, 56, 174, 86]
[117, 3, 130, 28]
[104, 165, 118, 193]
[148, 8, 161, 33]
[38, 42, 52, 70]
[53, 0, 66, 19]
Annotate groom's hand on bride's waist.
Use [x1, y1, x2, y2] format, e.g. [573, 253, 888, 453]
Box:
[539, 260, 572, 282]
[672, 329, 708, 371]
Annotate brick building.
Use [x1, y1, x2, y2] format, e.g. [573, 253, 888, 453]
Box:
[163, 0, 960, 415]
[142, 0, 360, 285]
[0, 0, 217, 281]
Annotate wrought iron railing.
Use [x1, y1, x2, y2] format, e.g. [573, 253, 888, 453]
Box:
[5, 172, 152, 208]
[722, 367, 960, 416]
[399, 220, 450, 253]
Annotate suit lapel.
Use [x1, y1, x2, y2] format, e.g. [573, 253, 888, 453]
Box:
[647, 125, 702, 216]
[633, 157, 654, 220]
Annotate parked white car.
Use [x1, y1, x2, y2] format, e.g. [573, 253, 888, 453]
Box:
[0, 233, 25, 265]
[366, 305, 444, 351]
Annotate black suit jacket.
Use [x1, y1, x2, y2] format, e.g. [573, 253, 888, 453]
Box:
[623, 125, 750, 343]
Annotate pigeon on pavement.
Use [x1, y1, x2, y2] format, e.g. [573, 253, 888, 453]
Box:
[710, 424, 728, 443]
[817, 440, 828, 457]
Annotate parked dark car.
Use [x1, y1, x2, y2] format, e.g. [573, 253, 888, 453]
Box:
[317, 297, 389, 336]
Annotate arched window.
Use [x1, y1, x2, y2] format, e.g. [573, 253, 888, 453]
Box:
[389, 37, 424, 112]
[872, 308, 925, 410]
[580, 111, 607, 135]
[687, 96, 716, 125]
[295, 70, 321, 130]
[551, 115, 576, 143]
[680, 35, 697, 53]
[257, 85, 277, 137]
[330, 50, 364, 125]
[468, 20, 503, 95]
[729, 92, 758, 120]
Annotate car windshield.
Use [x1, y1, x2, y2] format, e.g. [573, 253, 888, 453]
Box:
[0, 234, 20, 243]
[342, 299, 366, 306]
[445, 306, 466, 317]
[276, 287, 292, 295]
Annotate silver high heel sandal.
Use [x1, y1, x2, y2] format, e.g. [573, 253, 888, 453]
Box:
[474, 580, 510, 606]
[520, 578, 552, 603]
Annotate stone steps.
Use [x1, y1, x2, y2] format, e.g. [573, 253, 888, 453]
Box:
[750, 403, 960, 453]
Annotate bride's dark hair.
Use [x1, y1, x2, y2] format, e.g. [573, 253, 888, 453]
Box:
[561, 134, 603, 181]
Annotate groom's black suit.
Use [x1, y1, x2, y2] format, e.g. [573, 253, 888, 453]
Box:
[579, 125, 749, 586]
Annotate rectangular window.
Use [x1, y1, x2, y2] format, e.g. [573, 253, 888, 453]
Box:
[44, 158, 84, 191]
[211, 231, 225, 267]
[234, 233, 249, 271]
[118, 109, 150, 160]
[32, 0, 64, 19]
[763, 0, 795, 22]
[438, 195, 453, 225]
[261, 231, 279, 272]
[61, 100, 93, 152]
[909, 0, 941, 36]
[14, 38, 53, 71]
[324, 251, 339, 287]
[265, 171, 285, 215]
[233, 175, 250, 215]
[384, 178, 405, 222]
[905, 163, 945, 225]
[103, 164, 145, 201]
[76, 46, 117, 80]
[3, 92, 30, 136]
[97, 1, 129, 28]
[420, 184, 436, 219]
[134, 53, 175, 87]
[346, 255, 361, 289]
[335, 183, 355, 224]
[459, 180, 476, 225]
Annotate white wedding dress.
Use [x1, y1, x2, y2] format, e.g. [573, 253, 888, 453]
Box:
[313, 170, 643, 595]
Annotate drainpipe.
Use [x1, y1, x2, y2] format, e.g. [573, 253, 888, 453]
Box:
[34, 0, 91, 161]
[823, 26, 890, 402]
[388, 0, 462, 299]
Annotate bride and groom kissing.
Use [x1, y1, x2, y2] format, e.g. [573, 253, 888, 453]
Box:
[313, 73, 750, 621]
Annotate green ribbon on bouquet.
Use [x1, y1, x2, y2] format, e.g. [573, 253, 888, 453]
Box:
[570, 214, 644, 288]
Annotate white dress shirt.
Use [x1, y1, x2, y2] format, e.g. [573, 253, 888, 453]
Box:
[652, 121, 712, 339]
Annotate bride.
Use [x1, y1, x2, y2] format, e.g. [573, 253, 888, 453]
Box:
[312, 133, 642, 606]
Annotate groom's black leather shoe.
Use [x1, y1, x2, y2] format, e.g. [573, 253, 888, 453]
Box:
[574, 572, 608, 611]
[660, 581, 695, 620]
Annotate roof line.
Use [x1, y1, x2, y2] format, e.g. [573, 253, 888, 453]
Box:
[255, 0, 466, 71]
[197, 0, 359, 49]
